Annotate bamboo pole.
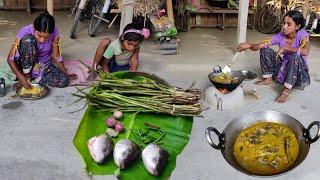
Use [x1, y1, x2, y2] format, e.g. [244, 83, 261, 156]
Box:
[47, 0, 53, 16]
[26, 0, 32, 14]
[119, 0, 134, 36]
[237, 0, 249, 45]
[166, 0, 174, 23]
[302, 0, 310, 19]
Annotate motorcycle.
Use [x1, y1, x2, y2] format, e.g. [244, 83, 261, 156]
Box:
[88, 0, 112, 37]
[69, 0, 113, 39]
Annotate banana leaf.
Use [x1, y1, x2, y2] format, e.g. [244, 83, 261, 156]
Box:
[73, 71, 193, 179]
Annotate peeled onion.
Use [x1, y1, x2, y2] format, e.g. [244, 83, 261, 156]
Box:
[115, 122, 125, 132]
[106, 128, 119, 137]
[113, 111, 123, 119]
[105, 117, 116, 127]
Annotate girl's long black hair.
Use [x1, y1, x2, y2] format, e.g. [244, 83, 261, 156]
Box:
[34, 10, 55, 33]
[121, 16, 152, 43]
[121, 23, 144, 43]
[284, 10, 306, 30]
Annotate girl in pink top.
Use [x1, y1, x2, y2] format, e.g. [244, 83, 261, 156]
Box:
[237, 10, 310, 103]
[7, 11, 77, 89]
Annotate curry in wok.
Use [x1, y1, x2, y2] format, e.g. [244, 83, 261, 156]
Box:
[210, 73, 240, 84]
[233, 122, 299, 175]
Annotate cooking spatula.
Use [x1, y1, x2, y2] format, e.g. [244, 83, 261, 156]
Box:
[222, 52, 240, 74]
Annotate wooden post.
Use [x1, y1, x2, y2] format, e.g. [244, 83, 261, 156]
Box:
[236, 0, 249, 45]
[302, 0, 310, 19]
[26, 0, 32, 14]
[119, 0, 134, 36]
[47, 0, 53, 16]
[166, 0, 174, 23]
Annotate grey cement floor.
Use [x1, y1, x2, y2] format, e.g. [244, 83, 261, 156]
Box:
[1, 11, 320, 180]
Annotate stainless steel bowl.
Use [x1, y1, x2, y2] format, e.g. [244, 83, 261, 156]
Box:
[237, 70, 257, 80]
[16, 83, 49, 100]
[205, 111, 320, 176]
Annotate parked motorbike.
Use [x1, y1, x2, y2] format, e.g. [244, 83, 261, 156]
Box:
[88, 0, 112, 37]
[306, 13, 320, 36]
[69, 0, 112, 39]
[70, 0, 93, 39]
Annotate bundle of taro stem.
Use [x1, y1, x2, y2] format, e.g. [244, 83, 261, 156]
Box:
[73, 71, 203, 117]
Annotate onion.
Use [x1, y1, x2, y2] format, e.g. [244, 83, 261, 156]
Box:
[113, 111, 123, 119]
[115, 122, 125, 133]
[105, 117, 116, 127]
[106, 128, 119, 138]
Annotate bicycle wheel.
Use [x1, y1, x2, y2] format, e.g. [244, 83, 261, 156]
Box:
[257, 8, 267, 33]
[259, 7, 281, 34]
[70, 9, 82, 39]
[258, 8, 273, 34]
[88, 0, 104, 37]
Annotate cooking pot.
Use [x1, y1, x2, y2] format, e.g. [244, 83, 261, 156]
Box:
[208, 65, 244, 92]
[205, 110, 320, 176]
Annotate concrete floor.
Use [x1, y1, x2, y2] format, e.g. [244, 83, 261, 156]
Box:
[1, 11, 320, 180]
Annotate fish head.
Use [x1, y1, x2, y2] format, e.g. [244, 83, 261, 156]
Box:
[142, 144, 169, 176]
[114, 139, 141, 169]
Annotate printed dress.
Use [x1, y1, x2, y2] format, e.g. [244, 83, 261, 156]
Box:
[260, 29, 310, 89]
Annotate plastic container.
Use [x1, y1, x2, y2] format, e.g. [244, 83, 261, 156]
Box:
[0, 78, 6, 97]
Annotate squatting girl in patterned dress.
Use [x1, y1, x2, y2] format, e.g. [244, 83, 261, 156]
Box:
[7, 11, 77, 89]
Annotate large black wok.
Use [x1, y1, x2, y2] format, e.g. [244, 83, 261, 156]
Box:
[208, 66, 244, 91]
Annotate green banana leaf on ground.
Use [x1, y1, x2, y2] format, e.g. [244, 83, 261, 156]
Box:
[73, 72, 193, 179]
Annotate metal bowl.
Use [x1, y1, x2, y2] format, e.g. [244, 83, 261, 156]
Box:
[16, 83, 49, 100]
[237, 70, 257, 80]
[205, 111, 320, 176]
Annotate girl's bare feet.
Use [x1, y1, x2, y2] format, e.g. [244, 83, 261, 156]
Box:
[276, 88, 291, 103]
[254, 78, 273, 85]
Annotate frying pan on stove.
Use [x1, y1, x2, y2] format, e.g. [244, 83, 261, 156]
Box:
[208, 65, 244, 91]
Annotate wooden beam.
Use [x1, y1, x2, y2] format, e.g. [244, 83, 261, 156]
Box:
[236, 0, 249, 45]
[47, 0, 53, 16]
[166, 0, 174, 23]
